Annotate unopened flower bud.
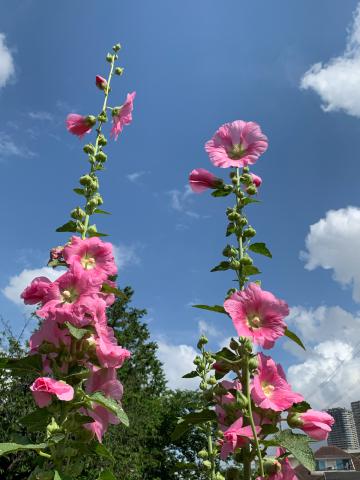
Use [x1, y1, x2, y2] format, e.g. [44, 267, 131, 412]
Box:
[98, 134, 107, 146]
[246, 185, 257, 195]
[98, 112, 108, 123]
[242, 166, 250, 173]
[197, 335, 208, 349]
[239, 217, 248, 226]
[287, 412, 302, 429]
[227, 210, 240, 222]
[231, 176, 238, 185]
[263, 458, 282, 476]
[115, 67, 124, 76]
[113, 43, 121, 52]
[79, 175, 93, 186]
[229, 338, 239, 350]
[240, 173, 252, 184]
[95, 151, 107, 162]
[235, 391, 248, 409]
[87, 224, 97, 234]
[243, 227, 256, 238]
[198, 449, 208, 459]
[248, 356, 258, 371]
[83, 143, 95, 154]
[203, 460, 212, 469]
[200, 381, 208, 390]
[71, 207, 85, 220]
[47, 417, 60, 435]
[85, 115, 96, 127]
[240, 256, 253, 266]
[106, 53, 113, 62]
[230, 259, 241, 270]
[209, 376, 217, 385]
[95, 75, 107, 91]
[193, 356, 202, 366]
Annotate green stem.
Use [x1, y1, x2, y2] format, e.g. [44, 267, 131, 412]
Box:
[82, 56, 116, 239]
[207, 422, 216, 480]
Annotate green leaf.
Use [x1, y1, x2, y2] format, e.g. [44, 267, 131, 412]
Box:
[54, 472, 62, 480]
[182, 371, 199, 379]
[226, 223, 236, 237]
[0, 354, 42, 373]
[273, 429, 315, 471]
[285, 328, 306, 350]
[88, 392, 129, 427]
[101, 284, 127, 299]
[291, 401, 311, 413]
[193, 304, 226, 314]
[171, 410, 217, 440]
[261, 424, 279, 435]
[93, 443, 115, 462]
[173, 462, 197, 471]
[64, 322, 91, 340]
[242, 197, 260, 206]
[88, 231, 109, 237]
[56, 221, 77, 233]
[20, 409, 51, 432]
[98, 470, 116, 480]
[94, 209, 111, 215]
[211, 188, 232, 197]
[73, 188, 85, 196]
[0, 441, 49, 457]
[171, 421, 192, 441]
[242, 265, 261, 276]
[211, 261, 230, 272]
[248, 242, 272, 258]
[214, 347, 239, 365]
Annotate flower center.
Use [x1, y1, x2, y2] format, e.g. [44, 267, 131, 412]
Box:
[228, 143, 246, 160]
[262, 382, 275, 397]
[61, 288, 78, 304]
[81, 255, 96, 270]
[247, 313, 262, 329]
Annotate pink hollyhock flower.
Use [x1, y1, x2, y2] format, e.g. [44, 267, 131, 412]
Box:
[250, 173, 262, 187]
[21, 277, 52, 305]
[30, 377, 74, 408]
[110, 91, 136, 140]
[224, 283, 288, 349]
[220, 416, 259, 460]
[30, 318, 70, 352]
[86, 365, 123, 401]
[66, 114, 96, 138]
[63, 236, 117, 283]
[189, 168, 222, 193]
[95, 75, 107, 90]
[36, 266, 101, 326]
[205, 120, 268, 168]
[83, 405, 119, 443]
[251, 353, 303, 411]
[289, 409, 334, 441]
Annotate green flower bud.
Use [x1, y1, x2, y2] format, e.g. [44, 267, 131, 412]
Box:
[83, 143, 95, 154]
[198, 450, 208, 459]
[246, 185, 257, 195]
[193, 356, 202, 366]
[242, 166, 250, 173]
[239, 217, 248, 227]
[113, 43, 121, 52]
[76, 221, 86, 233]
[106, 53, 113, 62]
[240, 256, 253, 266]
[243, 227, 256, 238]
[235, 391, 248, 409]
[200, 381, 208, 390]
[98, 112, 108, 123]
[248, 356, 259, 371]
[85, 115, 96, 127]
[98, 134, 107, 146]
[47, 417, 60, 435]
[229, 338, 239, 350]
[209, 376, 217, 385]
[229, 171, 237, 179]
[222, 244, 233, 257]
[79, 175, 93, 186]
[197, 335, 209, 349]
[240, 173, 252, 184]
[227, 210, 240, 222]
[230, 259, 241, 270]
[231, 176, 238, 185]
[96, 151, 107, 162]
[287, 412, 303, 429]
[263, 457, 282, 476]
[87, 224, 97, 234]
[71, 207, 86, 220]
[203, 460, 212, 469]
[115, 66, 124, 76]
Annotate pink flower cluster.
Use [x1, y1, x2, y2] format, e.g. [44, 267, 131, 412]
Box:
[23, 236, 130, 442]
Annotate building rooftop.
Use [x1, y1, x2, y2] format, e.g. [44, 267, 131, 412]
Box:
[316, 447, 353, 460]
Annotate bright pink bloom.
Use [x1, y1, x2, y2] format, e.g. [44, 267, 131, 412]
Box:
[30, 377, 74, 408]
[224, 283, 288, 349]
[297, 410, 334, 440]
[66, 114, 96, 138]
[36, 266, 101, 326]
[189, 168, 222, 193]
[250, 173, 262, 187]
[205, 120, 268, 168]
[86, 365, 123, 401]
[95, 75, 107, 90]
[63, 236, 117, 283]
[251, 353, 303, 411]
[220, 417, 259, 460]
[83, 405, 119, 442]
[21, 277, 52, 305]
[30, 318, 70, 352]
[110, 91, 136, 140]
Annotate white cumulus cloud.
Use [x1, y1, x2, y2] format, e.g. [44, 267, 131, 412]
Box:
[300, 4, 360, 117]
[0, 33, 14, 88]
[156, 340, 198, 390]
[2, 267, 62, 306]
[113, 243, 141, 270]
[301, 206, 360, 302]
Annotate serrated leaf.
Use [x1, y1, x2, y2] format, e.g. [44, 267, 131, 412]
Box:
[101, 284, 127, 299]
[193, 304, 226, 314]
[273, 429, 315, 471]
[248, 242, 272, 258]
[0, 441, 49, 457]
[211, 261, 230, 272]
[285, 328, 306, 350]
[73, 188, 85, 196]
[88, 392, 129, 426]
[20, 409, 51, 432]
[98, 470, 116, 480]
[94, 209, 111, 215]
[56, 221, 77, 233]
[0, 355, 42, 373]
[242, 265, 261, 276]
[182, 370, 199, 379]
[65, 322, 90, 340]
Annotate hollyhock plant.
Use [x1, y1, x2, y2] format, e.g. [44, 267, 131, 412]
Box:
[220, 417, 259, 460]
[251, 353, 303, 411]
[30, 377, 74, 408]
[110, 91, 136, 140]
[189, 168, 223, 193]
[288, 409, 335, 441]
[66, 113, 97, 138]
[205, 120, 268, 168]
[224, 283, 288, 349]
[95, 75, 107, 90]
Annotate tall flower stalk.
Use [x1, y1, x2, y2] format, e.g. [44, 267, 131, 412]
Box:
[0, 43, 136, 480]
[178, 120, 335, 480]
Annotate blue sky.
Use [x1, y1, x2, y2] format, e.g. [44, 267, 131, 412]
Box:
[1, 0, 360, 408]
